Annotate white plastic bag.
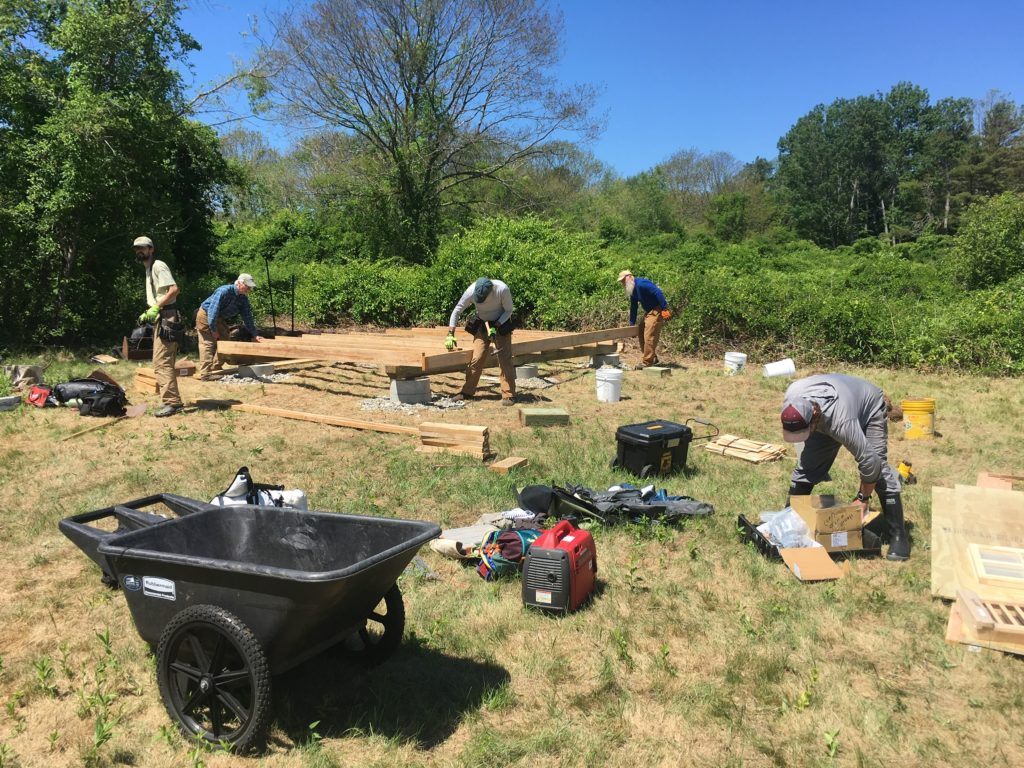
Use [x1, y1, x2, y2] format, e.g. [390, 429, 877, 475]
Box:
[757, 507, 820, 549]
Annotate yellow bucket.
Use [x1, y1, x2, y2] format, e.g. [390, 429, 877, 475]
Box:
[902, 398, 936, 440]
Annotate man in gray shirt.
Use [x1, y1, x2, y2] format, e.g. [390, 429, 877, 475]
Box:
[780, 373, 909, 561]
[445, 278, 516, 405]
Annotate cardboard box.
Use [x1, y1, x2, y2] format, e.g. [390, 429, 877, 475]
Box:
[780, 547, 844, 582]
[791, 495, 862, 533]
[174, 359, 196, 377]
[810, 528, 863, 552]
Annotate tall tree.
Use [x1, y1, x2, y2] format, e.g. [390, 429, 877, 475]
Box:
[258, 0, 598, 263]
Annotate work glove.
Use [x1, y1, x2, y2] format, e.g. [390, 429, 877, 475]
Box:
[660, 309, 672, 320]
[444, 334, 457, 351]
[139, 305, 160, 324]
[487, 326, 497, 340]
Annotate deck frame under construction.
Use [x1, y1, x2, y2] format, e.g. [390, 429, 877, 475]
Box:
[217, 326, 635, 379]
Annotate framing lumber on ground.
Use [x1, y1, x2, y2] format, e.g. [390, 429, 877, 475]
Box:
[217, 326, 636, 378]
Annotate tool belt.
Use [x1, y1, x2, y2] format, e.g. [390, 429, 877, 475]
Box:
[157, 306, 185, 344]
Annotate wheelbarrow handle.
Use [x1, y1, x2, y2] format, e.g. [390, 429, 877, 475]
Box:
[686, 417, 720, 443]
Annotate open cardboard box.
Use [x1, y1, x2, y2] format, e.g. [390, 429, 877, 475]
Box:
[790, 495, 879, 553]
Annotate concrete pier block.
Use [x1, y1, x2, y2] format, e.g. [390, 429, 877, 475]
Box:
[238, 363, 275, 379]
[390, 377, 432, 404]
[589, 354, 621, 368]
[516, 365, 539, 380]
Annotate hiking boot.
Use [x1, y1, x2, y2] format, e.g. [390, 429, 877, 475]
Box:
[501, 397, 517, 407]
[884, 494, 911, 561]
[450, 393, 466, 402]
[155, 404, 183, 418]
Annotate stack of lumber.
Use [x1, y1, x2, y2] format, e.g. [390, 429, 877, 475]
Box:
[705, 434, 786, 463]
[519, 407, 570, 426]
[417, 422, 490, 459]
[947, 588, 1024, 656]
[134, 367, 158, 394]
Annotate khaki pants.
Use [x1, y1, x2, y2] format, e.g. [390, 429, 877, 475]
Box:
[462, 328, 515, 399]
[152, 318, 182, 407]
[196, 308, 229, 379]
[637, 309, 664, 366]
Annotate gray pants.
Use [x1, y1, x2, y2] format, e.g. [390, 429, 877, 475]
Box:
[790, 400, 902, 496]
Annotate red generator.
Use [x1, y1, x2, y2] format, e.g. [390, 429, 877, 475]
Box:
[522, 520, 597, 612]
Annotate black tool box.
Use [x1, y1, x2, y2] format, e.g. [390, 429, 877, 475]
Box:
[611, 418, 717, 478]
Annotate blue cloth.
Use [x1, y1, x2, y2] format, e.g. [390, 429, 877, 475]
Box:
[629, 277, 668, 325]
[201, 284, 258, 336]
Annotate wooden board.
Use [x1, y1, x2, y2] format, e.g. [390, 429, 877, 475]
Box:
[705, 434, 787, 464]
[519, 407, 570, 426]
[230, 403, 420, 435]
[931, 484, 1024, 600]
[489, 457, 528, 474]
[946, 602, 1024, 657]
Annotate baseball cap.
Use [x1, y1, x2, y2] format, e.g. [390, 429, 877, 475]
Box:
[237, 273, 257, 288]
[617, 270, 633, 282]
[472, 277, 493, 302]
[133, 236, 154, 248]
[780, 397, 814, 443]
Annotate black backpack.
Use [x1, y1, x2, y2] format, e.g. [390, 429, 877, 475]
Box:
[53, 378, 128, 417]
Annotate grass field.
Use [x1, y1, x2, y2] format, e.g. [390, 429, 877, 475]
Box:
[1, 346, 1023, 768]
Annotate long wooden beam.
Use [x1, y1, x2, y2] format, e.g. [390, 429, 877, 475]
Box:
[230, 403, 421, 435]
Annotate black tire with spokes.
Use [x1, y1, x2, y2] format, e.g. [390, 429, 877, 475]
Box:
[156, 604, 271, 753]
[348, 583, 405, 666]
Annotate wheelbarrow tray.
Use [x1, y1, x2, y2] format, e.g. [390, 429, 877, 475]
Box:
[92, 505, 439, 673]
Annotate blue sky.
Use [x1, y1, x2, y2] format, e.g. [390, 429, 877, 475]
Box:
[181, 0, 1024, 177]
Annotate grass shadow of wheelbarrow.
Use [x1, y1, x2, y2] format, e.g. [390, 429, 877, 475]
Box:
[59, 495, 441, 754]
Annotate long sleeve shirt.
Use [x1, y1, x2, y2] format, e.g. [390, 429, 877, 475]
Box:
[629, 277, 668, 324]
[783, 374, 887, 484]
[448, 279, 513, 328]
[201, 284, 258, 336]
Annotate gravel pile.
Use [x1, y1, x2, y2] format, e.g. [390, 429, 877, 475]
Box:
[214, 373, 292, 385]
[516, 376, 556, 390]
[359, 396, 466, 414]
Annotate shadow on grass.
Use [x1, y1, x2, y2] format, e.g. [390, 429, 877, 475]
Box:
[272, 636, 510, 749]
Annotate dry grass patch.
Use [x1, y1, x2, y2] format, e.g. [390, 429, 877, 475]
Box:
[0, 350, 1022, 766]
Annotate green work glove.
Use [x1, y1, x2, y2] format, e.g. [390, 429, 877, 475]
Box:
[139, 304, 160, 324]
[444, 333, 457, 351]
[488, 326, 497, 340]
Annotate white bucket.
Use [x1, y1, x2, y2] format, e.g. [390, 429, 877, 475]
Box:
[595, 367, 624, 403]
[723, 351, 747, 375]
[763, 357, 796, 378]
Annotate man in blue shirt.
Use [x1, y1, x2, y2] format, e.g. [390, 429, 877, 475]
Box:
[196, 273, 265, 379]
[617, 270, 671, 368]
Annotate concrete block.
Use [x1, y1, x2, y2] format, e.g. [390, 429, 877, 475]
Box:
[390, 377, 432, 404]
[516, 365, 539, 380]
[238, 363, 275, 379]
[590, 354, 621, 368]
[642, 366, 672, 377]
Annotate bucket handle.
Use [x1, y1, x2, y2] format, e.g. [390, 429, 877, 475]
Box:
[685, 418, 719, 443]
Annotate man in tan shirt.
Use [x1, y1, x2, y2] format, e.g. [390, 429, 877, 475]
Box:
[134, 236, 184, 417]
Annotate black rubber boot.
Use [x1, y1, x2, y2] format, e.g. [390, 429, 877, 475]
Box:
[786, 481, 814, 507]
[883, 494, 910, 561]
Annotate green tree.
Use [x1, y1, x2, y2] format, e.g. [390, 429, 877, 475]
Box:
[953, 192, 1024, 289]
[0, 0, 228, 343]
[259, 0, 598, 264]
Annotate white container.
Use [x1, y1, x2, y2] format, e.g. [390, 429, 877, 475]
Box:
[723, 351, 747, 375]
[595, 367, 624, 403]
[763, 357, 796, 378]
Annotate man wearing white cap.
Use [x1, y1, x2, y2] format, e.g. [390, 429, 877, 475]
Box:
[133, 236, 184, 417]
[779, 373, 909, 561]
[616, 270, 670, 368]
[196, 274, 265, 379]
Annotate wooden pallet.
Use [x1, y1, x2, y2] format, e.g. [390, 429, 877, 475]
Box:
[519, 407, 570, 426]
[705, 434, 787, 463]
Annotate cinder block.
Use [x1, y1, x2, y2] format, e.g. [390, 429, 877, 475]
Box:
[590, 354, 621, 368]
[516, 365, 539, 380]
[390, 377, 432, 404]
[238, 363, 275, 379]
[642, 366, 672, 377]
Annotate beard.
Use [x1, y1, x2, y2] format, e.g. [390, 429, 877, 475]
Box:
[623, 281, 634, 298]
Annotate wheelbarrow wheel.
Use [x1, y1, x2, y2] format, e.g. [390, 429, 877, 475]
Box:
[156, 604, 271, 753]
[349, 583, 405, 666]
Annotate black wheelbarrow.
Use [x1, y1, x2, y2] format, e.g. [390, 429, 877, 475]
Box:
[59, 495, 440, 752]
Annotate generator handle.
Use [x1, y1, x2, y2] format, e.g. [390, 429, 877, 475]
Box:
[686, 417, 719, 443]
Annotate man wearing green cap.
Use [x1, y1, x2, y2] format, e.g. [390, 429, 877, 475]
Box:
[445, 278, 516, 404]
[134, 236, 184, 417]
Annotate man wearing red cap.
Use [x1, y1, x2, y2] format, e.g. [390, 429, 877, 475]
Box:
[780, 373, 909, 561]
[616, 270, 670, 368]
